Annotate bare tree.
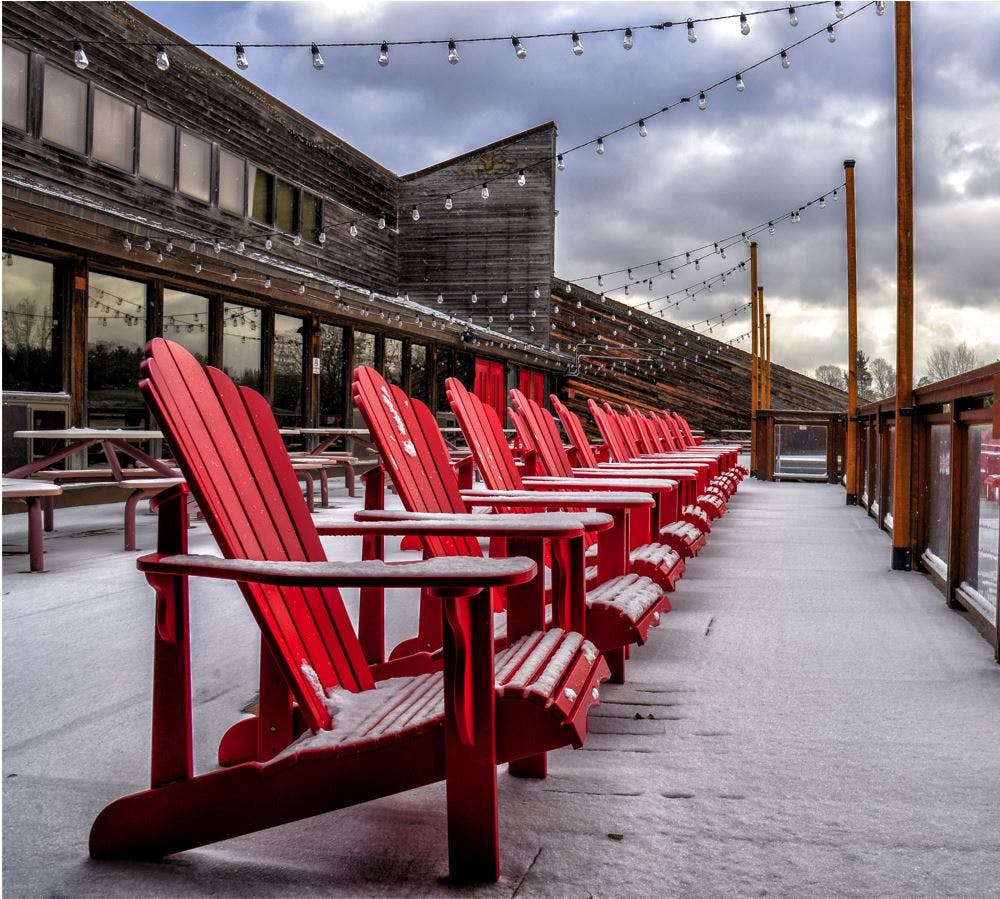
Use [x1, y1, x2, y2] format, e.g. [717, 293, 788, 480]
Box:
[869, 357, 896, 399]
[924, 342, 978, 383]
[815, 364, 847, 391]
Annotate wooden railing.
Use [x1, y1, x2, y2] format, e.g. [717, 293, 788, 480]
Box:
[855, 362, 999, 659]
[753, 409, 847, 483]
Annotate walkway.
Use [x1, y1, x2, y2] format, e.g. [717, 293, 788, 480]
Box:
[3, 480, 999, 896]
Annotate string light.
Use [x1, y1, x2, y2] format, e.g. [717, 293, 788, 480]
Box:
[875, 0, 885, 14]
[444, 195, 453, 210]
[73, 40, 88, 69]
[557, 154, 566, 171]
[122, 236, 131, 251]
[155, 45, 170, 70]
[235, 42, 249, 69]
[687, 19, 697, 43]
[571, 32, 584, 56]
[517, 170, 527, 187]
[311, 43, 325, 70]
[735, 72, 745, 92]
[698, 91, 707, 111]
[781, 49, 791, 68]
[623, 27, 634, 50]
[411, 204, 420, 221]
[827, 24, 837, 42]
[740, 13, 751, 35]
[596, 138, 605, 155]
[349, 222, 358, 237]
[788, 6, 799, 27]
[481, 183, 490, 199]
[297, 281, 306, 294]
[447, 39, 459, 64]
[835, 0, 845, 17]
[638, 119, 648, 137]
[378, 41, 390, 66]
[512, 37, 527, 59]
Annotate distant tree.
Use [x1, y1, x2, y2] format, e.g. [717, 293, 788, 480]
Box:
[856, 350, 874, 399]
[924, 342, 978, 383]
[815, 364, 847, 391]
[869, 357, 896, 399]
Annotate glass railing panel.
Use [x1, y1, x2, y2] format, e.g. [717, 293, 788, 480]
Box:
[775, 424, 828, 479]
[923, 424, 951, 578]
[959, 424, 999, 619]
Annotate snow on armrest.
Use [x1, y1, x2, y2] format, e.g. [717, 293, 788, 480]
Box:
[354, 509, 612, 535]
[461, 489, 654, 509]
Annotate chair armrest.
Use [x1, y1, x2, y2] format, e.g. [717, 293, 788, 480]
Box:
[352, 509, 613, 536]
[461, 489, 654, 510]
[523, 476, 678, 491]
[136, 552, 536, 590]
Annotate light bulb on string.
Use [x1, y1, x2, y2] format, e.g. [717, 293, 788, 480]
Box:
[827, 25, 837, 43]
[165, 240, 173, 253]
[311, 43, 325, 70]
[670, 269, 676, 280]
[781, 49, 791, 69]
[143, 238, 151, 251]
[235, 42, 249, 69]
[447, 40, 459, 65]
[471, 292, 478, 303]
[194, 261, 202, 273]
[534, 286, 541, 299]
[768, 221, 775, 235]
[318, 230, 326, 244]
[189, 240, 197, 252]
[740, 13, 751, 35]
[698, 92, 707, 111]
[597, 274, 603, 287]
[832, 188, 839, 202]
[378, 41, 390, 66]
[264, 236, 273, 250]
[155, 45, 170, 71]
[437, 292, 444, 305]
[236, 239, 246, 252]
[293, 234, 302, 247]
[788, 6, 798, 26]
[297, 282, 306, 295]
[835, 1, 845, 18]
[875, 0, 885, 14]
[687, 19, 697, 43]
[695, 258, 701, 271]
[349, 222, 358, 237]
[481, 183, 490, 199]
[444, 195, 453, 210]
[556, 154, 566, 172]
[501, 292, 508, 304]
[735, 72, 745, 92]
[411, 205, 420, 221]
[512, 37, 527, 60]
[517, 170, 526, 187]
[595, 138, 605, 155]
[213, 240, 222, 254]
[264, 277, 271, 289]
[819, 195, 827, 209]
[230, 269, 238, 282]
[571, 32, 583, 56]
[623, 27, 634, 50]
[638, 119, 647, 137]
[73, 40, 89, 69]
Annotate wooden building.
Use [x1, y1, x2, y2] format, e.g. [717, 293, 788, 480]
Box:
[2, 1, 842, 470]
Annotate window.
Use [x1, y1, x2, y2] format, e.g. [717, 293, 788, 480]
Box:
[162, 289, 209, 362]
[218, 149, 245, 215]
[2, 45, 28, 130]
[961, 424, 999, 616]
[2, 254, 61, 392]
[139, 110, 175, 187]
[411, 344, 428, 402]
[248, 164, 273, 224]
[275, 178, 298, 233]
[178, 130, 211, 202]
[222, 302, 262, 389]
[273, 314, 303, 425]
[301, 192, 321, 241]
[41, 63, 87, 153]
[925, 425, 950, 572]
[384, 338, 403, 386]
[319, 324, 345, 425]
[91, 89, 135, 171]
[87, 273, 148, 427]
[354, 330, 376, 370]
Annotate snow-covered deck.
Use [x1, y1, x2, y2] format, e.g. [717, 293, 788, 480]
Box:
[3, 477, 1000, 896]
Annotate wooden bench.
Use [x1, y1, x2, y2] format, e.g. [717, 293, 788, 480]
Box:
[2, 478, 62, 571]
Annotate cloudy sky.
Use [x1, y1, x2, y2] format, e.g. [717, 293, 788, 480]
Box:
[134, 0, 1000, 380]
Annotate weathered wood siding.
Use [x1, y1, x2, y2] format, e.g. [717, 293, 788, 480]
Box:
[549, 280, 847, 437]
[397, 124, 556, 343]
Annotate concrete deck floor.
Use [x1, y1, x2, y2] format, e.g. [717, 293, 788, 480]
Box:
[3, 477, 1000, 897]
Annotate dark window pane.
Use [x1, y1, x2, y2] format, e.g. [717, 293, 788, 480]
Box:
[249, 165, 273, 224]
[3, 45, 29, 130]
[384, 338, 403, 386]
[222, 302, 262, 389]
[319, 323, 345, 425]
[162, 289, 209, 362]
[87, 273, 148, 427]
[275, 179, 297, 233]
[302, 192, 320, 241]
[273, 313, 303, 426]
[354, 330, 375, 369]
[2, 254, 60, 392]
[455, 352, 474, 389]
[411, 344, 428, 402]
[435, 348, 453, 415]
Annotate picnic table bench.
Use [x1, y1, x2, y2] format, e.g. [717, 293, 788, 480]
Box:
[2, 477, 62, 571]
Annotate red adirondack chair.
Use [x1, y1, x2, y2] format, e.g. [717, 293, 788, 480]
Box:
[549, 395, 715, 539]
[352, 366, 665, 684]
[589, 401, 728, 520]
[445, 376, 686, 589]
[89, 338, 611, 883]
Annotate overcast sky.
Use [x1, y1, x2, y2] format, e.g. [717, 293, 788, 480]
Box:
[133, 0, 1000, 380]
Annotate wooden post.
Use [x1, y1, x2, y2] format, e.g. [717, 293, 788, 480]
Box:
[764, 307, 772, 408]
[750, 242, 759, 475]
[845, 159, 859, 505]
[892, 2, 915, 570]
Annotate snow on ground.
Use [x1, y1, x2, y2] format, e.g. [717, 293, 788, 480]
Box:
[3, 474, 1000, 897]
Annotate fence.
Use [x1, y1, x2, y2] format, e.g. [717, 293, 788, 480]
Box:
[855, 362, 999, 659]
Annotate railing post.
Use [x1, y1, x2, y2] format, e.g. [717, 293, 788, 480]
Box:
[764, 309, 772, 409]
[844, 158, 859, 504]
[891, 1, 915, 569]
[750, 242, 759, 476]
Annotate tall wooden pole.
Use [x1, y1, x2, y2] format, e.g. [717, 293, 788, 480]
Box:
[750, 242, 759, 474]
[892, 2, 914, 570]
[765, 310, 772, 407]
[758, 287, 766, 409]
[845, 159, 859, 505]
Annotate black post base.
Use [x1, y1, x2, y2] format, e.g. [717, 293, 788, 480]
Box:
[845, 493, 858, 506]
[891, 546, 912, 571]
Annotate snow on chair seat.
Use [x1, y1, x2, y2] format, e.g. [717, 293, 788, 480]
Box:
[585, 574, 665, 645]
[659, 521, 708, 559]
[585, 542, 685, 595]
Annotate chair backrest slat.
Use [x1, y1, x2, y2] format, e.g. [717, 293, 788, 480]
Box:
[549, 396, 599, 469]
[140, 339, 376, 733]
[508, 390, 573, 479]
[587, 399, 631, 463]
[446, 377, 525, 492]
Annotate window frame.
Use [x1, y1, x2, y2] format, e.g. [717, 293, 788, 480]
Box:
[137, 108, 178, 191]
[216, 146, 248, 219]
[2, 42, 31, 133]
[89, 85, 137, 175]
[177, 127, 213, 205]
[38, 60, 90, 156]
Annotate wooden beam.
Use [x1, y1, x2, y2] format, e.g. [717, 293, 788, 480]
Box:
[750, 242, 759, 474]
[765, 309, 772, 408]
[892, 1, 915, 570]
[845, 159, 860, 504]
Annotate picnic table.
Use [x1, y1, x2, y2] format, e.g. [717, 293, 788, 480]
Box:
[6, 428, 174, 480]
[1, 477, 62, 571]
